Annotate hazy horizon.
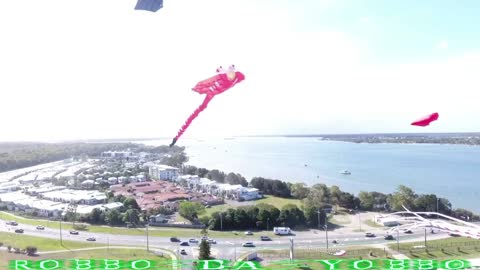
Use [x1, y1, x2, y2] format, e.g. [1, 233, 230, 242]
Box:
[1, 0, 480, 141]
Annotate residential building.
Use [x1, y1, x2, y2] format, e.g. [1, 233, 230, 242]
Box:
[148, 164, 178, 181]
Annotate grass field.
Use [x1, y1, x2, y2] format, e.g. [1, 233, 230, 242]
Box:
[389, 236, 480, 259]
[202, 196, 302, 217]
[364, 220, 384, 228]
[0, 231, 102, 251]
[0, 248, 171, 269]
[0, 211, 274, 238]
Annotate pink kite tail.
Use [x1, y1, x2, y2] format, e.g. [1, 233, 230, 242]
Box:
[170, 94, 214, 147]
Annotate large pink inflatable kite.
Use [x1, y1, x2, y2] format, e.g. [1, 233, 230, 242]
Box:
[411, 112, 439, 127]
[169, 65, 245, 147]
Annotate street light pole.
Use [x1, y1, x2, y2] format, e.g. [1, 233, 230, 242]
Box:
[318, 208, 321, 231]
[437, 198, 440, 216]
[424, 227, 427, 250]
[267, 218, 270, 232]
[146, 224, 150, 251]
[396, 226, 400, 251]
[220, 213, 223, 231]
[325, 224, 329, 251]
[59, 217, 63, 245]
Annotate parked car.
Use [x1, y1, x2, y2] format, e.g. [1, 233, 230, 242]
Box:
[36, 226, 45, 230]
[384, 234, 394, 240]
[69, 230, 79, 235]
[201, 236, 209, 241]
[180, 242, 189, 246]
[260, 236, 271, 241]
[245, 231, 253, 235]
[365, 232, 376, 237]
[403, 229, 413, 234]
[86, 237, 96, 241]
[332, 240, 338, 244]
[207, 239, 217, 244]
[180, 249, 187, 255]
[7, 221, 18, 226]
[170, 237, 180, 242]
[242, 242, 255, 247]
[449, 233, 461, 237]
[189, 238, 199, 243]
[15, 229, 24, 233]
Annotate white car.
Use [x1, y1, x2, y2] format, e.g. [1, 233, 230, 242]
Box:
[242, 242, 255, 247]
[189, 238, 198, 243]
[245, 231, 253, 235]
[207, 239, 217, 244]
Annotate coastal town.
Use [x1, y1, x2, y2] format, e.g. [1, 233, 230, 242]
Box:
[0, 150, 262, 226]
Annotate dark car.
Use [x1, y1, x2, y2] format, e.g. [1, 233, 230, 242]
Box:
[180, 242, 189, 246]
[7, 221, 18, 226]
[449, 233, 461, 237]
[403, 229, 413, 234]
[365, 232, 376, 238]
[15, 229, 24, 233]
[36, 226, 45, 230]
[69, 230, 79, 235]
[170, 237, 180, 242]
[384, 234, 394, 240]
[260, 236, 271, 241]
[86, 237, 96, 241]
[180, 249, 187, 255]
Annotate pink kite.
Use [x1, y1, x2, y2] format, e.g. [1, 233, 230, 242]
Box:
[169, 65, 245, 147]
[411, 112, 439, 127]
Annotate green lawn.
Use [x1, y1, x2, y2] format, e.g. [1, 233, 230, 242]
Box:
[202, 195, 302, 217]
[0, 248, 171, 269]
[254, 196, 302, 208]
[389, 236, 480, 260]
[0, 231, 102, 251]
[0, 211, 275, 239]
[364, 220, 384, 228]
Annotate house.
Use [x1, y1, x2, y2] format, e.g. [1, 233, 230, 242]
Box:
[238, 187, 262, 201]
[149, 214, 169, 224]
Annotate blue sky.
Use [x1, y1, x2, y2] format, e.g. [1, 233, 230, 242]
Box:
[0, 0, 479, 141]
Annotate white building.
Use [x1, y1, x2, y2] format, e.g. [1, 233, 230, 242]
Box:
[41, 189, 107, 205]
[148, 164, 178, 181]
[238, 187, 262, 201]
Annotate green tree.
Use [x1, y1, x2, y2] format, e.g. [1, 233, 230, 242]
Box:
[290, 183, 310, 199]
[105, 209, 123, 225]
[161, 152, 188, 167]
[225, 172, 248, 186]
[123, 197, 140, 210]
[388, 185, 417, 211]
[199, 240, 211, 260]
[179, 202, 205, 222]
[123, 208, 140, 225]
[206, 170, 226, 183]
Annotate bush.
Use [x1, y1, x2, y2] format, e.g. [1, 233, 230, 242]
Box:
[26, 246, 37, 256]
[73, 224, 88, 231]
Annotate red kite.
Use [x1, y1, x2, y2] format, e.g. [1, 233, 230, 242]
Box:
[170, 65, 245, 147]
[411, 112, 439, 127]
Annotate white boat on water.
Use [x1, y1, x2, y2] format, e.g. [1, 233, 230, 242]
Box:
[340, 170, 351, 175]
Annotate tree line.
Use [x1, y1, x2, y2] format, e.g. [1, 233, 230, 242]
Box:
[0, 142, 185, 173]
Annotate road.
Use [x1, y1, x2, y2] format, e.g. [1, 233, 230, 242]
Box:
[0, 219, 451, 261]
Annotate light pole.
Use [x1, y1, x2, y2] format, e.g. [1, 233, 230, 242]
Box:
[325, 224, 329, 251]
[396, 225, 400, 251]
[317, 208, 321, 231]
[146, 224, 150, 251]
[424, 227, 427, 250]
[220, 212, 223, 231]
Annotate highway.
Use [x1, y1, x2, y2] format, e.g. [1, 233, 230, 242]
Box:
[0, 219, 451, 261]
